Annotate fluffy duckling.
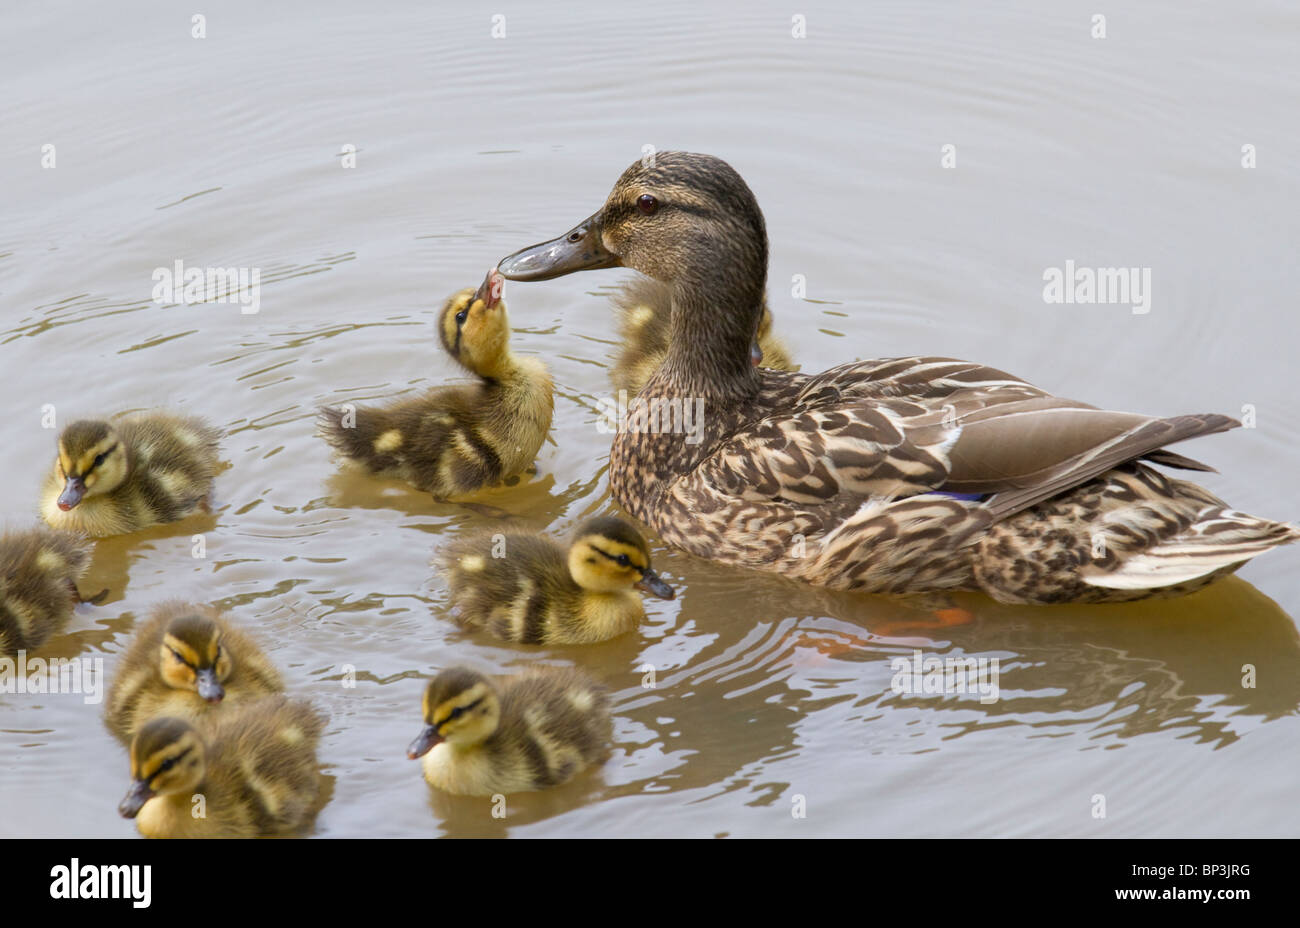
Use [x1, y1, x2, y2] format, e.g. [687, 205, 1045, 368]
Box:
[118, 696, 325, 838]
[319, 269, 554, 498]
[0, 527, 103, 656]
[105, 601, 283, 741]
[436, 516, 674, 645]
[40, 412, 222, 537]
[407, 666, 610, 796]
[611, 276, 794, 396]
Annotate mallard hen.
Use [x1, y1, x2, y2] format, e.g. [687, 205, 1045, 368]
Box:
[497, 151, 1298, 604]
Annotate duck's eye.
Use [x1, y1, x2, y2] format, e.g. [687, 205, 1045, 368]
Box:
[455, 308, 469, 325]
[159, 757, 176, 773]
[637, 194, 658, 215]
[92, 450, 110, 469]
[616, 554, 631, 567]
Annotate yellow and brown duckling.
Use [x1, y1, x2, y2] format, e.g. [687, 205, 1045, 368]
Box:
[0, 526, 104, 656]
[105, 601, 283, 741]
[436, 516, 675, 645]
[319, 269, 554, 498]
[40, 412, 222, 537]
[611, 276, 794, 396]
[118, 696, 325, 838]
[407, 666, 610, 796]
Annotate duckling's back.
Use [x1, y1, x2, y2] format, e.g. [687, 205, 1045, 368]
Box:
[204, 696, 326, 835]
[0, 528, 91, 656]
[438, 530, 579, 643]
[117, 414, 222, 521]
[494, 668, 611, 789]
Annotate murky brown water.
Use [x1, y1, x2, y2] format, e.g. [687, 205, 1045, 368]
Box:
[3, 1, 1299, 837]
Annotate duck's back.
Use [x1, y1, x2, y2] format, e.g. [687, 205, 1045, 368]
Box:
[492, 668, 611, 788]
[203, 696, 326, 835]
[440, 531, 579, 643]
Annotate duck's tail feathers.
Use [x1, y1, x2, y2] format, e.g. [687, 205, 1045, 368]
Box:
[1082, 513, 1300, 590]
[317, 405, 404, 471]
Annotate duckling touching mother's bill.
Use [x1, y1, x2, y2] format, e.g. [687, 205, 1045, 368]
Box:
[496, 151, 1298, 605]
[318, 268, 554, 498]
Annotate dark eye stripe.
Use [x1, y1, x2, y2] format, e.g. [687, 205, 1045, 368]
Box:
[91, 444, 118, 470]
[590, 545, 641, 571]
[442, 696, 484, 726]
[153, 745, 192, 778]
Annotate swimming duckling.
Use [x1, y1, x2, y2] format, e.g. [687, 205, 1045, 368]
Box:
[319, 269, 554, 498]
[407, 666, 610, 796]
[40, 412, 222, 537]
[436, 516, 675, 645]
[0, 527, 103, 656]
[118, 696, 325, 838]
[105, 601, 283, 741]
[611, 276, 794, 396]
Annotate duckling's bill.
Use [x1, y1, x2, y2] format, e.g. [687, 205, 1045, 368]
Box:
[635, 567, 675, 600]
[118, 780, 153, 818]
[196, 667, 224, 703]
[498, 210, 616, 281]
[57, 476, 86, 511]
[474, 267, 506, 308]
[406, 724, 442, 759]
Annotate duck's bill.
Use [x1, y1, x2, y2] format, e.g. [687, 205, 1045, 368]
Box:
[635, 568, 676, 600]
[118, 780, 154, 818]
[474, 267, 505, 308]
[406, 725, 443, 759]
[497, 210, 618, 281]
[196, 669, 224, 704]
[57, 477, 85, 510]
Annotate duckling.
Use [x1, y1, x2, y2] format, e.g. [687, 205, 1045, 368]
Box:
[436, 515, 675, 645]
[0, 527, 103, 656]
[406, 666, 610, 796]
[118, 696, 325, 838]
[105, 601, 283, 741]
[318, 269, 554, 498]
[611, 276, 795, 396]
[40, 412, 222, 537]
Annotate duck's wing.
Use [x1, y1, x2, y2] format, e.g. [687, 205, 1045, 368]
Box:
[688, 357, 1238, 520]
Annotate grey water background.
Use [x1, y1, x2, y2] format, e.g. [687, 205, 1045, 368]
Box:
[2, 0, 1298, 836]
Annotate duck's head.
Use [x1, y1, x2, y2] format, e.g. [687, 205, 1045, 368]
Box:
[499, 152, 767, 392]
[407, 667, 502, 757]
[53, 420, 129, 510]
[567, 516, 675, 599]
[438, 268, 510, 378]
[159, 611, 231, 703]
[118, 717, 206, 818]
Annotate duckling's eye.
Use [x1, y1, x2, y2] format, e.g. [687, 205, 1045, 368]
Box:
[616, 554, 631, 567]
[637, 194, 658, 216]
[159, 757, 176, 773]
[455, 308, 469, 325]
[92, 450, 110, 469]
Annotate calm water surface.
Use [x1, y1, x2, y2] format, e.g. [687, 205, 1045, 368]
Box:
[3, 1, 1299, 837]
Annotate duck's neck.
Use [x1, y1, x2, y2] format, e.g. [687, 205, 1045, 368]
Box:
[657, 255, 766, 405]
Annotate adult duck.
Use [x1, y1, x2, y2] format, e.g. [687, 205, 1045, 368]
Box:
[497, 152, 1297, 604]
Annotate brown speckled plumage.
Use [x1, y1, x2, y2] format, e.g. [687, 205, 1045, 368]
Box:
[499, 151, 1299, 604]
